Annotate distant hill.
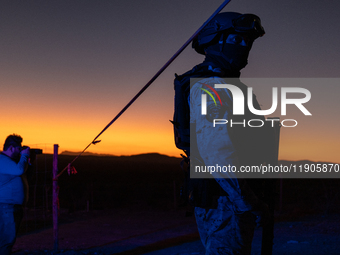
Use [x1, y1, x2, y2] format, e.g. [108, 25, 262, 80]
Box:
[60, 150, 116, 157]
[61, 151, 181, 158]
[60, 151, 339, 165]
[279, 159, 340, 165]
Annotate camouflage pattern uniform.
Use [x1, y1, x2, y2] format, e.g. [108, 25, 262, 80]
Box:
[190, 74, 265, 255]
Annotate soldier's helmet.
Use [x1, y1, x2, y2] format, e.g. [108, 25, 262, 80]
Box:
[192, 12, 265, 55]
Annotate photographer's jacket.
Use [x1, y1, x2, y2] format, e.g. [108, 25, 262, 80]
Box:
[0, 153, 29, 205]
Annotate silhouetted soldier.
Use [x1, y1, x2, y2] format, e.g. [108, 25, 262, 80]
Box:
[173, 12, 270, 254]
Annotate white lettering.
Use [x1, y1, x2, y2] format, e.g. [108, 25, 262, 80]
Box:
[281, 119, 298, 127]
[281, 87, 312, 116]
[248, 87, 278, 115]
[230, 119, 246, 127]
[213, 119, 228, 127]
[248, 119, 264, 127]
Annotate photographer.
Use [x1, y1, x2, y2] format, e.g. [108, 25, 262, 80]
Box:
[0, 134, 30, 255]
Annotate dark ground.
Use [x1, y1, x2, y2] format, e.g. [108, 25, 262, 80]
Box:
[12, 208, 340, 255]
[11, 154, 340, 255]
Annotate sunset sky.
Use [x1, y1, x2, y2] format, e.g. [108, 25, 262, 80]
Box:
[0, 0, 339, 163]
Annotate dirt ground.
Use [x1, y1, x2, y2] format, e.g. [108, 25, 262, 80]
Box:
[12, 206, 340, 255]
[12, 155, 340, 254]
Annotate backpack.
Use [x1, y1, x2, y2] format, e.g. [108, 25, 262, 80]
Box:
[172, 63, 224, 154]
[172, 63, 227, 209]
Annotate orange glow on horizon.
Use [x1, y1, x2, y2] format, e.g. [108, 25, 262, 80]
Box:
[1, 101, 339, 163]
[1, 79, 339, 164]
[1, 121, 338, 164]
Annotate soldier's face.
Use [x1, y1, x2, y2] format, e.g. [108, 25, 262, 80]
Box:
[225, 34, 252, 47]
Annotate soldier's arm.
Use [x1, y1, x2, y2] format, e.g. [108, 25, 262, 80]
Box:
[191, 79, 259, 213]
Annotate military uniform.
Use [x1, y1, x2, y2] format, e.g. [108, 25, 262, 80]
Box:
[174, 11, 267, 255]
[190, 73, 266, 255]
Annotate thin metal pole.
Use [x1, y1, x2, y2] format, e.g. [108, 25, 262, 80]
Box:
[261, 119, 281, 255]
[56, 0, 233, 179]
[53, 144, 59, 251]
[173, 180, 177, 210]
[91, 0, 232, 144]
